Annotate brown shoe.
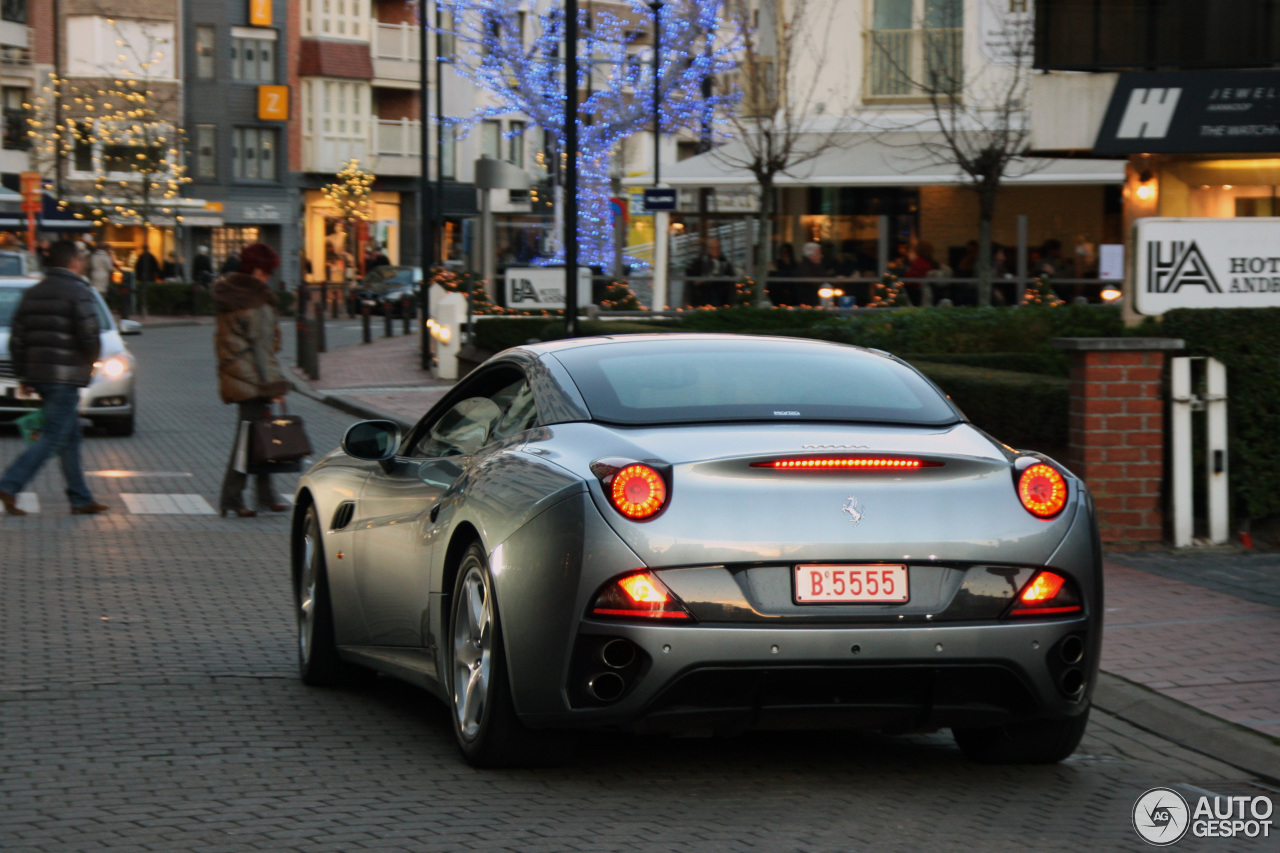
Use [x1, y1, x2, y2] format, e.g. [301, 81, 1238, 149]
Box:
[0, 489, 26, 516]
[70, 502, 109, 515]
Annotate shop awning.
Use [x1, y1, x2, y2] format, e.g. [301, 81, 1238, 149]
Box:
[627, 131, 1126, 188]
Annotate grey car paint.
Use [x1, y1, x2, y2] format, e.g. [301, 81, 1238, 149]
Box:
[293, 335, 1100, 734]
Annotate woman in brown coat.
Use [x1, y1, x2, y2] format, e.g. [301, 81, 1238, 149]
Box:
[214, 243, 291, 517]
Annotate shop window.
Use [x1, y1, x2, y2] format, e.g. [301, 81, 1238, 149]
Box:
[232, 127, 278, 181]
[195, 26, 215, 80]
[865, 0, 962, 102]
[231, 36, 275, 82]
[195, 124, 216, 179]
[211, 227, 260, 270]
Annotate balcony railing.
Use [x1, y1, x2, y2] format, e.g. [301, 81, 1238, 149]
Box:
[373, 21, 420, 63]
[0, 44, 32, 68]
[374, 118, 421, 158]
[302, 134, 369, 174]
[864, 28, 963, 102]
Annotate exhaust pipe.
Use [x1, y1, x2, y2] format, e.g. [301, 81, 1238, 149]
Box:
[1059, 636, 1085, 665]
[1060, 668, 1084, 696]
[599, 638, 637, 670]
[587, 672, 626, 702]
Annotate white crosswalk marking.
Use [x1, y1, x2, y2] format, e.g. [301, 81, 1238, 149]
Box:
[16, 492, 40, 513]
[119, 493, 217, 515]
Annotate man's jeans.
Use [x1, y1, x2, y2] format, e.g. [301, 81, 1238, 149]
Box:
[0, 383, 94, 507]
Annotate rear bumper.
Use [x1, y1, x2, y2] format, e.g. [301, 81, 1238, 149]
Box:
[522, 615, 1095, 733]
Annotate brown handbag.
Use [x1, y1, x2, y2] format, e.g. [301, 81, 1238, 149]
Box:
[249, 402, 312, 465]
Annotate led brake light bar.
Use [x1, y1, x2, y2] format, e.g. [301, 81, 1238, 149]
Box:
[751, 457, 944, 470]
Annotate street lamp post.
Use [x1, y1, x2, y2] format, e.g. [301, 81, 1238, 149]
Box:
[647, 1, 670, 310]
[565, 0, 580, 336]
[419, 0, 433, 372]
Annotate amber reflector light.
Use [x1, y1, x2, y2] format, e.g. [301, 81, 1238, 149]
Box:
[751, 458, 942, 470]
[1009, 570, 1083, 617]
[609, 464, 667, 519]
[592, 571, 691, 620]
[1018, 464, 1067, 517]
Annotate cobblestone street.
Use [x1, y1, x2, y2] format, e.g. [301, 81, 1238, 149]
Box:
[1, 325, 1276, 852]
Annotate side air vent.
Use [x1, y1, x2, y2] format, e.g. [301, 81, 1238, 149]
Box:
[330, 502, 355, 531]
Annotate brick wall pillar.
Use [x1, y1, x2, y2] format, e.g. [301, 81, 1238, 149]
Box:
[1052, 338, 1185, 551]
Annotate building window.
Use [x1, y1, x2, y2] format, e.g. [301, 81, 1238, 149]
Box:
[865, 0, 962, 101]
[480, 119, 500, 159]
[1, 0, 26, 24]
[301, 78, 369, 170]
[2, 86, 29, 151]
[508, 120, 524, 167]
[231, 36, 275, 81]
[232, 127, 278, 180]
[437, 10, 455, 60]
[302, 0, 367, 41]
[195, 25, 215, 79]
[71, 121, 93, 172]
[195, 124, 216, 179]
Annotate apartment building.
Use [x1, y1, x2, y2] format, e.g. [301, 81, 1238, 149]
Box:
[0, 0, 37, 234]
[181, 0, 299, 283]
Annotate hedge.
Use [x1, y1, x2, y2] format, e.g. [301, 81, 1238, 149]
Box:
[911, 362, 1068, 455]
[1150, 308, 1280, 521]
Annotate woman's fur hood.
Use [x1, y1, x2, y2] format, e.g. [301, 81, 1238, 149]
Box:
[214, 272, 278, 313]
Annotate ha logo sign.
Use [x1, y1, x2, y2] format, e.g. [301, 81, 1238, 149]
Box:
[503, 267, 594, 310]
[1134, 218, 1280, 315]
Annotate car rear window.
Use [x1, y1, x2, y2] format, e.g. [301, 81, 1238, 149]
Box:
[552, 339, 960, 426]
[0, 255, 24, 276]
[0, 286, 23, 327]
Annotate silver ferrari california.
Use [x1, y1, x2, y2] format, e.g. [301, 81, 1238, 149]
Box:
[291, 334, 1100, 767]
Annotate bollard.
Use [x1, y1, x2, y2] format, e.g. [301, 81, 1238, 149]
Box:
[315, 297, 327, 354]
[362, 307, 372, 344]
[401, 297, 411, 334]
[297, 316, 320, 380]
[384, 306, 393, 338]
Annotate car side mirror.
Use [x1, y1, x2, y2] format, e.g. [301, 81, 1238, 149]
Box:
[119, 319, 142, 336]
[342, 420, 401, 464]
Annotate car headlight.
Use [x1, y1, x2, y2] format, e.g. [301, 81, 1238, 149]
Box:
[94, 356, 129, 379]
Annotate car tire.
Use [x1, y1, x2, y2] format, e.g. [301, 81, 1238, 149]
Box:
[297, 505, 367, 687]
[448, 542, 573, 768]
[953, 708, 1090, 765]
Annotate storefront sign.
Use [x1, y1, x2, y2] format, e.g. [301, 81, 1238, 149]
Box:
[1133, 218, 1280, 315]
[1095, 71, 1280, 154]
[249, 0, 272, 27]
[258, 85, 289, 121]
[504, 267, 592, 310]
[226, 202, 286, 223]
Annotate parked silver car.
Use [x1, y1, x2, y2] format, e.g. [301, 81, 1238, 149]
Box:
[292, 335, 1100, 767]
[0, 274, 138, 436]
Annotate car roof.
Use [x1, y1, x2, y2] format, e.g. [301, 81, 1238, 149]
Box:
[513, 332, 887, 359]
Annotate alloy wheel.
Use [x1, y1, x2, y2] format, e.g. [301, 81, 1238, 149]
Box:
[452, 564, 493, 741]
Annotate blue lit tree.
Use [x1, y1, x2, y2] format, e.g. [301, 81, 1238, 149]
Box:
[437, 0, 739, 271]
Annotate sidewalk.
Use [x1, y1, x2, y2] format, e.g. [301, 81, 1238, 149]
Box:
[291, 325, 1280, 777]
[287, 325, 452, 427]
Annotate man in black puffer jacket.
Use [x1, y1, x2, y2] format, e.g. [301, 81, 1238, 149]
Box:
[0, 240, 108, 515]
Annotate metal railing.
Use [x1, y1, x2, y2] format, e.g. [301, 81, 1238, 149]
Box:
[374, 118, 422, 158]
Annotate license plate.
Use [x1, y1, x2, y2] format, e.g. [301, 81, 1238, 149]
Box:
[794, 564, 909, 604]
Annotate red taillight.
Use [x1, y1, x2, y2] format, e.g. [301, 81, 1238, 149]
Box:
[1018, 463, 1068, 518]
[752, 457, 942, 470]
[1009, 570, 1082, 617]
[591, 571, 691, 620]
[609, 464, 667, 520]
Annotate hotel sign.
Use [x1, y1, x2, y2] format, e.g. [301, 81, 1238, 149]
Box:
[1133, 218, 1280, 315]
[1095, 70, 1280, 154]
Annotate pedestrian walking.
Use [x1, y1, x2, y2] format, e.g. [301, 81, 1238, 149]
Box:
[214, 242, 290, 518]
[88, 245, 115, 296]
[161, 250, 185, 282]
[0, 240, 109, 516]
[192, 245, 214, 286]
[220, 250, 241, 275]
[134, 246, 159, 283]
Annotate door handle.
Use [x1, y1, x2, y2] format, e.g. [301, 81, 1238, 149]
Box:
[430, 503, 441, 523]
